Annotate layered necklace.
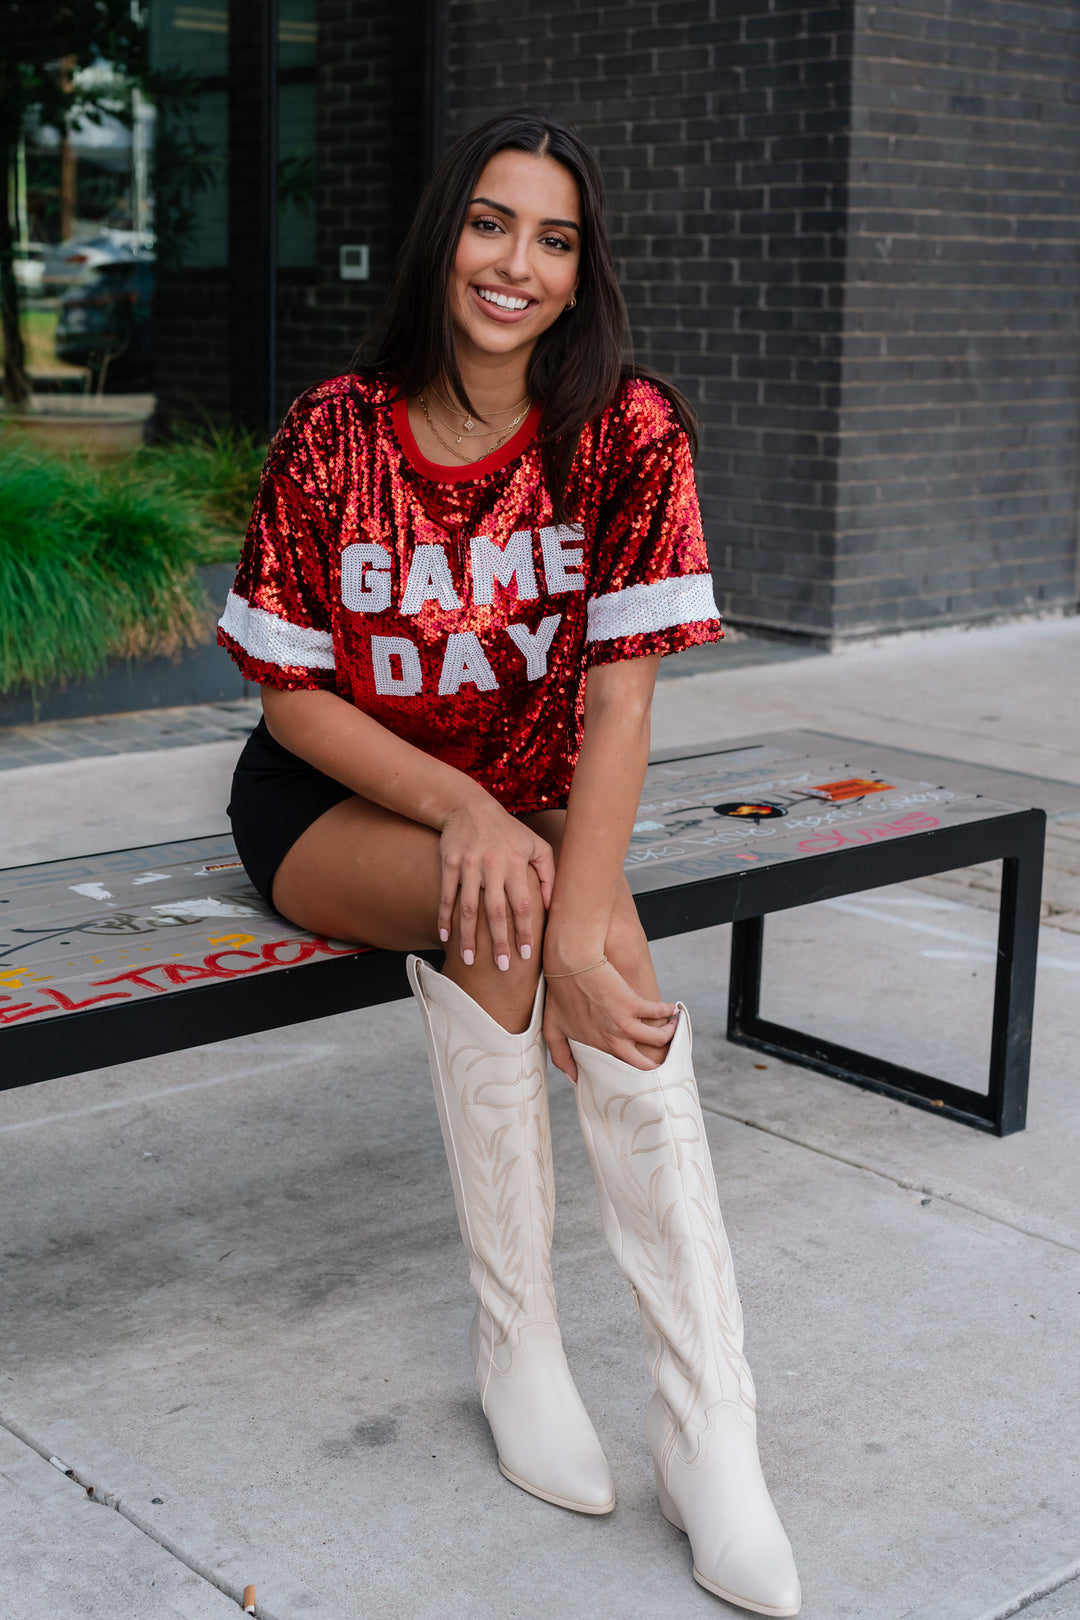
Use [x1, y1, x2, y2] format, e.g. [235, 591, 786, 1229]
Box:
[418, 387, 532, 465]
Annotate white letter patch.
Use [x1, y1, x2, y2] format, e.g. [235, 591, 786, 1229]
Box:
[505, 615, 562, 681]
[341, 542, 392, 613]
[400, 544, 462, 614]
[372, 636, 424, 696]
[438, 632, 499, 696]
[539, 525, 586, 593]
[470, 530, 538, 605]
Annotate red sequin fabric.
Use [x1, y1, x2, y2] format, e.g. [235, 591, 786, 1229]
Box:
[218, 373, 722, 813]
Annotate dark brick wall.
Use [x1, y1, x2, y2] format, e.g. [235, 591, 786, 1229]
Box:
[276, 0, 427, 415]
[835, 0, 1080, 637]
[155, 0, 427, 431]
[154, 275, 231, 424]
[445, 0, 856, 636]
[154, 0, 1080, 638]
[446, 0, 1080, 640]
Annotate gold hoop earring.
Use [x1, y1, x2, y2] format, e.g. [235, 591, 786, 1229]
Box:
[566, 292, 577, 310]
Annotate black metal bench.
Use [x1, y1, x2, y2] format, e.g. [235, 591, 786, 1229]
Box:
[0, 733, 1045, 1136]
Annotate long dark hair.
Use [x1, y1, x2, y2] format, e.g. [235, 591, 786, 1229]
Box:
[353, 110, 696, 517]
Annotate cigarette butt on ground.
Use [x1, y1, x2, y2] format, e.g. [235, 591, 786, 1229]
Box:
[242, 1586, 255, 1615]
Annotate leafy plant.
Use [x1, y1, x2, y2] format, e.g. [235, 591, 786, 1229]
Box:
[279, 149, 316, 216]
[135, 420, 266, 544]
[0, 426, 263, 693]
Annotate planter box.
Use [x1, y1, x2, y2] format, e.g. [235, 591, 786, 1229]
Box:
[0, 565, 247, 727]
[0, 394, 156, 458]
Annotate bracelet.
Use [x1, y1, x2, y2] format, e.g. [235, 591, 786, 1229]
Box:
[544, 955, 609, 981]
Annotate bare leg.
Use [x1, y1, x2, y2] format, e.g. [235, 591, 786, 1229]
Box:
[274, 800, 616, 1511]
[269, 794, 542, 1033]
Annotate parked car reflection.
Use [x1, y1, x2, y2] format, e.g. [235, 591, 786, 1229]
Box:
[55, 257, 154, 388]
[42, 230, 154, 296]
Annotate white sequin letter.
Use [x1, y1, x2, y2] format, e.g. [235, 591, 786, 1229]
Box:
[470, 530, 538, 605]
[400, 544, 462, 614]
[438, 632, 499, 696]
[505, 615, 562, 681]
[539, 525, 586, 593]
[341, 542, 392, 613]
[372, 636, 424, 696]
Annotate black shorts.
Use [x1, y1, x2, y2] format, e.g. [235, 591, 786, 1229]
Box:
[228, 718, 354, 906]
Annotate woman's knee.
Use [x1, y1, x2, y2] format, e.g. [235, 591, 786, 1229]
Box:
[464, 860, 547, 961]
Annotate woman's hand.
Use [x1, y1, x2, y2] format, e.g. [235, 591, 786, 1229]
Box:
[543, 959, 677, 1083]
[438, 795, 556, 970]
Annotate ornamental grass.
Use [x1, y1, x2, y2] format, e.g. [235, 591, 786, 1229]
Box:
[0, 424, 262, 695]
[135, 420, 267, 536]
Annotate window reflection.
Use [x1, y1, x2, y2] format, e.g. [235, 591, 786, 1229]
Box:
[149, 0, 228, 271]
[279, 0, 316, 269]
[3, 0, 421, 428]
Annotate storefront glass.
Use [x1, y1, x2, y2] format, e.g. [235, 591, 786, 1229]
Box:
[2, 0, 319, 410]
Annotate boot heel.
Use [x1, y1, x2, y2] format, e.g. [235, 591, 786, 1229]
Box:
[654, 1465, 686, 1533]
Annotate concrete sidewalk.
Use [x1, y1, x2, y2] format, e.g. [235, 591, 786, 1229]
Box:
[1, 615, 1079, 1620]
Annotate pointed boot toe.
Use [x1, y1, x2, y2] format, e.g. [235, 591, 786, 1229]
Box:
[409, 956, 614, 1517]
[689, 1511, 801, 1616]
[692, 1561, 801, 1618]
[574, 1009, 801, 1612]
[649, 1401, 800, 1616]
[477, 1321, 615, 1514]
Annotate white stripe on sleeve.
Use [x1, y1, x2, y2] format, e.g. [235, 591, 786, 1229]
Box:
[585, 574, 720, 644]
[218, 589, 336, 671]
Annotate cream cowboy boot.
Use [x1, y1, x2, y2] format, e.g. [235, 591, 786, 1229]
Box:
[571, 1006, 801, 1615]
[407, 955, 614, 1514]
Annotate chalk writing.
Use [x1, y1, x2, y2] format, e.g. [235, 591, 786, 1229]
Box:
[796, 811, 939, 854]
[0, 934, 364, 1024]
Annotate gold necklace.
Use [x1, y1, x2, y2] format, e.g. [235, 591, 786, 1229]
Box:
[430, 385, 530, 439]
[418, 392, 531, 464]
[427, 396, 530, 446]
[427, 400, 504, 440]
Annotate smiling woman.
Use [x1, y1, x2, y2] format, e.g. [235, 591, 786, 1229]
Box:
[351, 111, 651, 514]
[214, 111, 801, 1616]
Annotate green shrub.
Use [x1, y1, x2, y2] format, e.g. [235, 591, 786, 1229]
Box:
[0, 421, 268, 693]
[135, 420, 267, 544]
[0, 438, 217, 693]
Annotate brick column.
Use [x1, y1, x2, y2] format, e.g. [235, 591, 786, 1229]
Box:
[445, 0, 1080, 641]
[445, 0, 855, 636]
[834, 0, 1080, 637]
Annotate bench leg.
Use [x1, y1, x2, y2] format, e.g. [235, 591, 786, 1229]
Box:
[726, 816, 1044, 1135]
[987, 819, 1045, 1134]
[727, 915, 766, 1036]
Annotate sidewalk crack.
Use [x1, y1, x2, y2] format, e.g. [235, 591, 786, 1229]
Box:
[945, 1558, 1080, 1620]
[0, 1411, 247, 1613]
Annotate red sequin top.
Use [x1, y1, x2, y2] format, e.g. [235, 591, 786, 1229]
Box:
[218, 372, 722, 813]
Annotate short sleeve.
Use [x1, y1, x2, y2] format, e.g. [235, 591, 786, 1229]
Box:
[585, 400, 722, 669]
[217, 393, 339, 692]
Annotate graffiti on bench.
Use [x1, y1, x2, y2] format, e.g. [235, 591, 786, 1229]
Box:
[0, 834, 365, 1027]
[624, 745, 1019, 893]
[0, 747, 1021, 1025]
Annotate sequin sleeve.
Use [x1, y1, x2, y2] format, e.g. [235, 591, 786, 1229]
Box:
[584, 392, 722, 668]
[217, 393, 339, 692]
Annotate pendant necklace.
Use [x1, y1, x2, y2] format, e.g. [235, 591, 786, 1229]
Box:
[430, 386, 530, 445]
[418, 392, 532, 465]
